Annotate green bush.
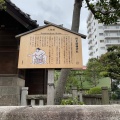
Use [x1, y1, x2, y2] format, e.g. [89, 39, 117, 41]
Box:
[111, 89, 120, 100]
[111, 93, 118, 100]
[86, 87, 102, 94]
[61, 98, 84, 105]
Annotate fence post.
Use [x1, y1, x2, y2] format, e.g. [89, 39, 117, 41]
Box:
[79, 90, 83, 102]
[39, 100, 44, 105]
[72, 87, 77, 98]
[31, 99, 35, 106]
[102, 87, 109, 105]
[21, 87, 28, 106]
[47, 69, 54, 105]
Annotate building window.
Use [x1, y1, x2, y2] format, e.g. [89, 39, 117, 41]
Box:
[96, 48, 98, 52]
[105, 33, 109, 36]
[117, 32, 120, 35]
[101, 47, 105, 50]
[94, 28, 96, 32]
[100, 40, 104, 43]
[99, 33, 103, 36]
[99, 26, 103, 29]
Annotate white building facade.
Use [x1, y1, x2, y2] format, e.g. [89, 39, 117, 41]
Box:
[87, 12, 120, 58]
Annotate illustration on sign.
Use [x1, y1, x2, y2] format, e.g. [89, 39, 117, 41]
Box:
[28, 48, 47, 64]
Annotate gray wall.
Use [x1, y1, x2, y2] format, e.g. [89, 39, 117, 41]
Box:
[0, 77, 25, 106]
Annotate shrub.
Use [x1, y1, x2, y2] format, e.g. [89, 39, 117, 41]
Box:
[111, 93, 118, 100]
[86, 87, 102, 94]
[61, 98, 84, 105]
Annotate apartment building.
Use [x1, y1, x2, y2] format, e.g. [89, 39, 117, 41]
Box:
[87, 12, 120, 58]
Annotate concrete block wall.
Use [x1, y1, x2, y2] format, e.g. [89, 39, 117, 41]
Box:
[0, 76, 25, 106]
[0, 77, 25, 87]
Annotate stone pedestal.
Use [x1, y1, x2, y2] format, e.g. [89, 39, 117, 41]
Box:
[72, 87, 77, 98]
[102, 87, 109, 105]
[21, 87, 28, 106]
[0, 76, 25, 106]
[79, 91, 83, 102]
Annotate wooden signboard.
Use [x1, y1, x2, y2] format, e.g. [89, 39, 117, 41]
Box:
[18, 25, 83, 68]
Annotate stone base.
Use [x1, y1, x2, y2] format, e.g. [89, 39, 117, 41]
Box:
[0, 106, 120, 120]
[0, 77, 25, 87]
[0, 76, 25, 106]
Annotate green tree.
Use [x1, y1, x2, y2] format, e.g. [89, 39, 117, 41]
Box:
[55, 0, 120, 105]
[54, 70, 85, 94]
[54, 0, 83, 105]
[100, 46, 120, 81]
[86, 0, 120, 24]
[65, 71, 79, 93]
[100, 46, 120, 99]
[65, 70, 85, 93]
[0, 0, 6, 10]
[84, 58, 103, 87]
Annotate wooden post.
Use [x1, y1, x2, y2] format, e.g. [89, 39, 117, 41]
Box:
[47, 69, 54, 105]
[102, 87, 109, 105]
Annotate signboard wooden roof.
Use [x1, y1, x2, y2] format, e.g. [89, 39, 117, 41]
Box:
[16, 22, 86, 69]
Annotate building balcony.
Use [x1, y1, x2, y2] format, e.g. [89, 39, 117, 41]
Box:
[87, 22, 91, 28]
[88, 46, 93, 50]
[104, 26, 120, 31]
[87, 28, 91, 34]
[106, 42, 120, 46]
[89, 51, 93, 56]
[104, 35, 120, 38]
[88, 33, 92, 39]
[88, 39, 92, 44]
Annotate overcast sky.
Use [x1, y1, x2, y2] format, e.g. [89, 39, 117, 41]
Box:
[11, 0, 89, 65]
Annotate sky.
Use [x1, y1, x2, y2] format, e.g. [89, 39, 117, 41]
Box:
[11, 0, 89, 65]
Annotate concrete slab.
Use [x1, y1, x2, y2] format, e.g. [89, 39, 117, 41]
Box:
[0, 105, 120, 120]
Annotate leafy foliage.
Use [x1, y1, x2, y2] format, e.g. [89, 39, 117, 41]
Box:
[111, 80, 120, 100]
[84, 58, 104, 87]
[85, 0, 120, 24]
[61, 97, 84, 105]
[111, 88, 120, 100]
[99, 46, 120, 99]
[65, 70, 86, 92]
[86, 87, 102, 95]
[55, 0, 120, 104]
[0, 0, 6, 10]
[100, 46, 120, 81]
[54, 70, 86, 93]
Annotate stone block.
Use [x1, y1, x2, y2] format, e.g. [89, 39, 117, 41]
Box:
[0, 76, 24, 106]
[16, 78, 25, 87]
[0, 86, 21, 106]
[0, 77, 25, 87]
[0, 86, 20, 95]
[0, 95, 20, 106]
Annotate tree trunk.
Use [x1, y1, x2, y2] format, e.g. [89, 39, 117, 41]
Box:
[54, 0, 82, 105]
